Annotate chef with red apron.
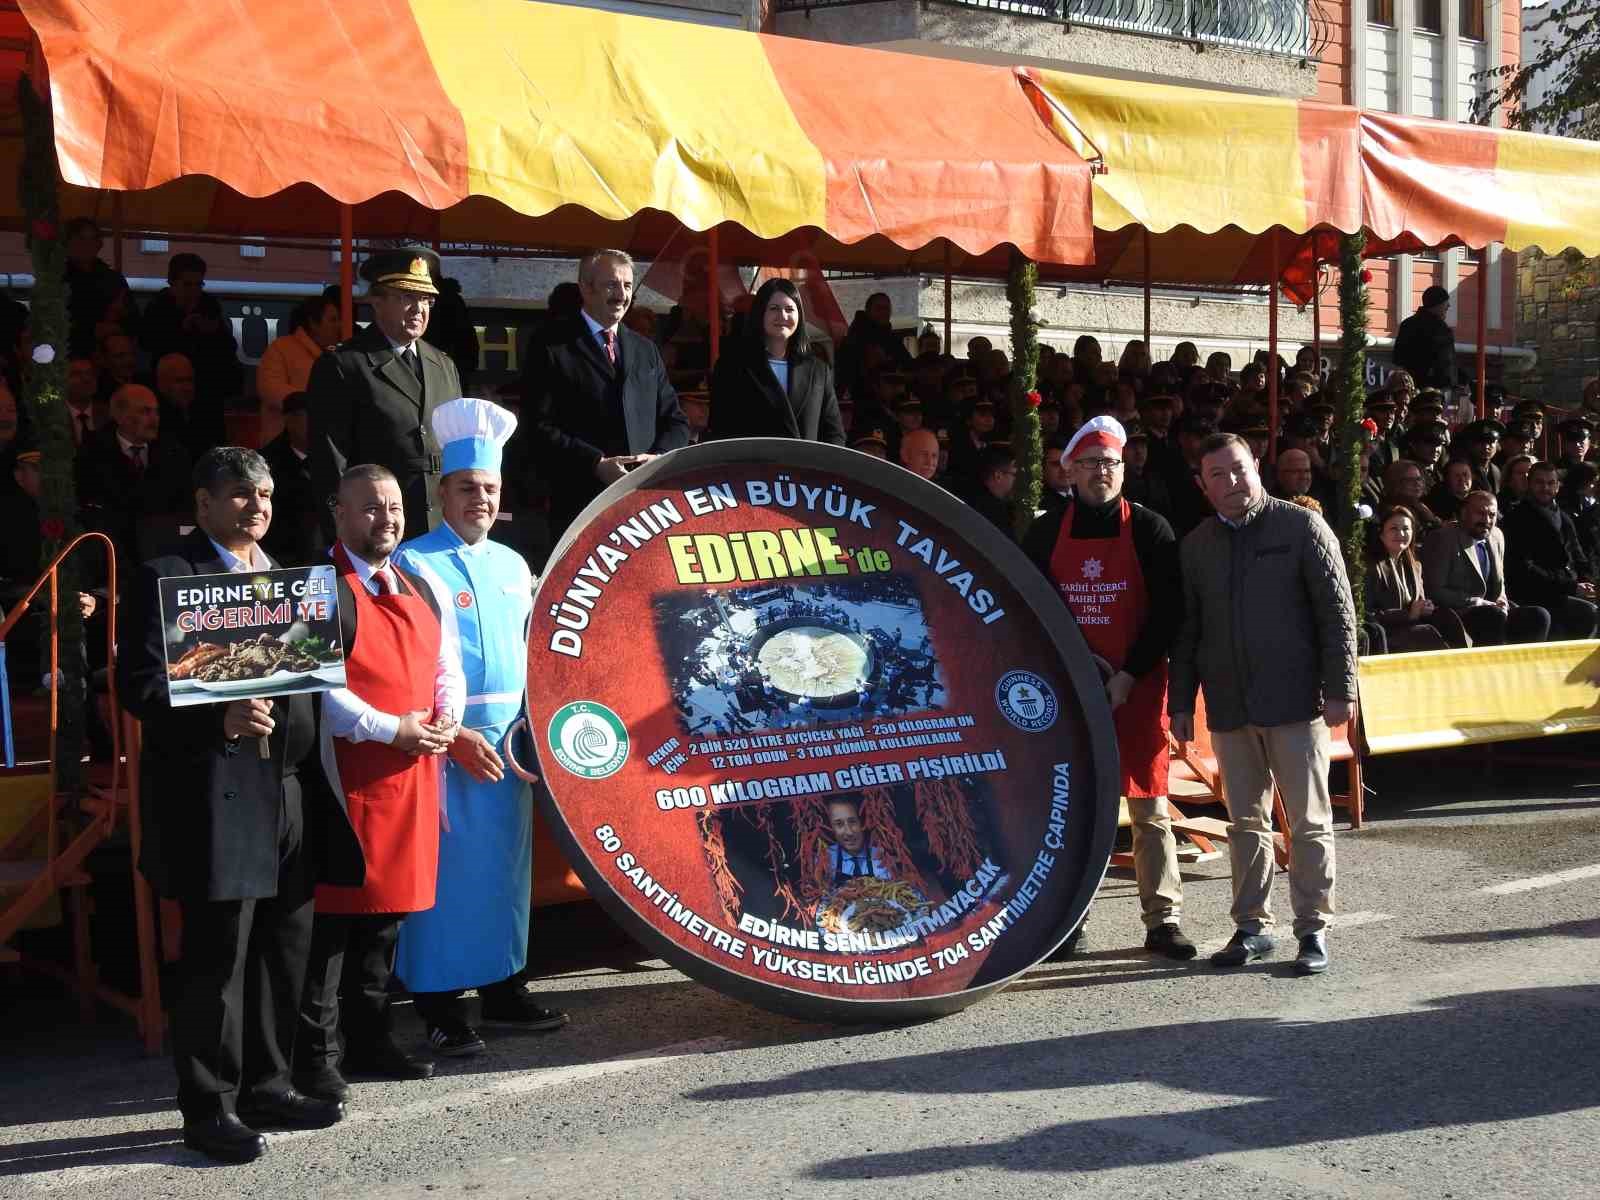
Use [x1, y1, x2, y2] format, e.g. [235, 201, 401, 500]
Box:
[1022, 416, 1194, 960]
[295, 465, 464, 1101]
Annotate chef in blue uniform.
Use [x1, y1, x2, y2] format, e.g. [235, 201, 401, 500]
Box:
[394, 397, 569, 1055]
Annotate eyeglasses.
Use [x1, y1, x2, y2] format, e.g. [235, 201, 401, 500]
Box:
[1074, 457, 1124, 473]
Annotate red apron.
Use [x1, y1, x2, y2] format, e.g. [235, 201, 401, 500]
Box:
[316, 544, 442, 914]
[1049, 499, 1170, 798]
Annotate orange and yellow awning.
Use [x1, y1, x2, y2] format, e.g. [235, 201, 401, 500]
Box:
[14, 0, 1095, 264]
[7, 0, 1600, 289]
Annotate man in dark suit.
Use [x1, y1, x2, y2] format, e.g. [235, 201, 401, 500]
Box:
[1392, 285, 1457, 392]
[140, 252, 245, 403]
[117, 447, 364, 1164]
[1422, 490, 1551, 645]
[1502, 462, 1599, 639]
[260, 391, 321, 567]
[519, 249, 688, 539]
[309, 246, 461, 539]
[75, 383, 193, 567]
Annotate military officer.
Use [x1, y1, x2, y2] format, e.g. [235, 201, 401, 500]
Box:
[309, 246, 463, 539]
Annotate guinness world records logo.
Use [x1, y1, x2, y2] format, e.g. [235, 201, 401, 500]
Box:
[547, 700, 629, 779]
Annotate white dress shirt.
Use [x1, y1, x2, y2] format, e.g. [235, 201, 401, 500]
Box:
[322, 547, 464, 745]
[206, 536, 269, 573]
[580, 309, 619, 357]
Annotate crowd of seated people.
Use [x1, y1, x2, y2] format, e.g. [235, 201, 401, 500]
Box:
[6, 245, 1600, 727]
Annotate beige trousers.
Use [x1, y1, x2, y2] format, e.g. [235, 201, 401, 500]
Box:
[1210, 719, 1336, 939]
[1128, 796, 1183, 930]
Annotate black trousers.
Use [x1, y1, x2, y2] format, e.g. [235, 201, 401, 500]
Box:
[1456, 603, 1551, 646]
[1547, 595, 1599, 641]
[172, 778, 310, 1120]
[298, 912, 402, 1069]
[411, 976, 523, 1027]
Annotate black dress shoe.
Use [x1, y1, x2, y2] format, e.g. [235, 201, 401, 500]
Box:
[292, 1065, 351, 1104]
[1144, 924, 1199, 960]
[1293, 932, 1329, 975]
[182, 1113, 266, 1164]
[478, 993, 571, 1033]
[237, 1089, 345, 1129]
[1043, 922, 1089, 963]
[343, 1037, 435, 1080]
[1210, 930, 1276, 967]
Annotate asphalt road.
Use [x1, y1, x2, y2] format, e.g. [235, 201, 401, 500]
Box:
[4, 748, 1600, 1199]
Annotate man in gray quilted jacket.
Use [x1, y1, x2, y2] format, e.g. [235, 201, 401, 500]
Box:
[1169, 432, 1358, 976]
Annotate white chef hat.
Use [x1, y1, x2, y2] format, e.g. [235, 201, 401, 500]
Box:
[432, 398, 518, 476]
[1062, 415, 1127, 462]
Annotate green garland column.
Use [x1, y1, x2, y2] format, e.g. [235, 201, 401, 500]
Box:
[19, 75, 86, 788]
[1007, 250, 1042, 539]
[1333, 232, 1369, 624]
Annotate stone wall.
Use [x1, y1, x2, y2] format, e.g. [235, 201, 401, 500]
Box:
[1515, 249, 1600, 403]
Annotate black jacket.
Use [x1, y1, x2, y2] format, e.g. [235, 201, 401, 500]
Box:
[519, 316, 688, 536]
[308, 323, 461, 541]
[1022, 497, 1182, 680]
[139, 289, 244, 401]
[116, 529, 363, 901]
[74, 425, 193, 571]
[1503, 500, 1592, 608]
[706, 348, 846, 445]
[259, 433, 323, 568]
[1392, 309, 1457, 391]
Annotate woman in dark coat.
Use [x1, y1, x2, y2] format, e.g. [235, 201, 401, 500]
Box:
[1365, 503, 1468, 651]
[707, 277, 846, 444]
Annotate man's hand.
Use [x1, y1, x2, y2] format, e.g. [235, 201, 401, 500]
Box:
[1495, 595, 1511, 611]
[449, 727, 505, 783]
[1324, 698, 1353, 727]
[77, 592, 96, 619]
[1105, 670, 1136, 710]
[394, 710, 453, 756]
[1579, 581, 1597, 600]
[1170, 713, 1195, 743]
[223, 698, 274, 741]
[594, 456, 634, 485]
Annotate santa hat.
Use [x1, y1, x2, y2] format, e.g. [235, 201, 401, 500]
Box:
[1063, 415, 1126, 461]
[431, 397, 518, 476]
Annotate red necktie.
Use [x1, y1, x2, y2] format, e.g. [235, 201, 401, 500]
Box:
[602, 328, 617, 366]
[129, 445, 147, 478]
[374, 569, 393, 596]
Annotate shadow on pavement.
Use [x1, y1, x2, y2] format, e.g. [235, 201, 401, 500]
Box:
[1416, 917, 1600, 945]
[684, 985, 1600, 1179]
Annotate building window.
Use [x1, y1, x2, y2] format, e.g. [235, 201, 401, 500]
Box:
[139, 238, 169, 254]
[1369, 0, 1394, 25]
[240, 237, 266, 260]
[1416, 0, 1441, 32]
[1459, 0, 1483, 40]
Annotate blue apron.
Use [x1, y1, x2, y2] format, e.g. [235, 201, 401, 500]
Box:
[394, 524, 534, 993]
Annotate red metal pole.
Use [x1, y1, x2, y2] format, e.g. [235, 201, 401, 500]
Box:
[1142, 228, 1152, 354]
[1476, 259, 1489, 420]
[339, 205, 354, 341]
[943, 242, 953, 355]
[110, 193, 124, 274]
[1268, 232, 1280, 464]
[1311, 261, 1322, 384]
[708, 225, 721, 367]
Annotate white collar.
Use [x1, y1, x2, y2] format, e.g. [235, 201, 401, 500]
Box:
[383, 332, 419, 355]
[339, 544, 393, 589]
[206, 536, 267, 573]
[290, 445, 308, 461]
[581, 309, 619, 339]
[116, 430, 146, 455]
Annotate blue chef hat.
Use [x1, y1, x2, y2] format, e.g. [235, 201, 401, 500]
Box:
[431, 397, 518, 477]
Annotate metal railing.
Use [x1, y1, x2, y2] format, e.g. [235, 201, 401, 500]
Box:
[775, 0, 1323, 60]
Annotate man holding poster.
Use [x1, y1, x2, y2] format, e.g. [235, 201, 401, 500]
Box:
[297, 466, 464, 1099]
[118, 447, 364, 1164]
[1023, 416, 1194, 960]
[394, 398, 568, 1056]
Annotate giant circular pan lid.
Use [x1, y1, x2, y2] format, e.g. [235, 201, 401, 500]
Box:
[524, 438, 1119, 1023]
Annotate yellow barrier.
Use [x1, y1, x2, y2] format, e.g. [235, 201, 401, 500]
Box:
[1358, 640, 1600, 754]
